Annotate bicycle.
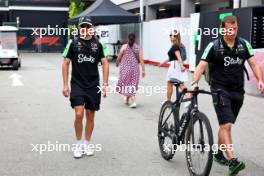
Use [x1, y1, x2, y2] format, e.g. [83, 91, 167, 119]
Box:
[158, 78, 222, 176]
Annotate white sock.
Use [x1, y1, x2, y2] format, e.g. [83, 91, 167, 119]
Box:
[77, 140, 82, 146]
[83, 140, 89, 145]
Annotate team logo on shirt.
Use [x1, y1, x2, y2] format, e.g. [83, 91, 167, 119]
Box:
[77, 42, 83, 51]
[237, 44, 245, 53]
[91, 43, 98, 52]
[224, 56, 243, 66]
[78, 54, 95, 63]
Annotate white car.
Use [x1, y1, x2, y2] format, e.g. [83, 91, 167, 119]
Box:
[0, 26, 21, 70]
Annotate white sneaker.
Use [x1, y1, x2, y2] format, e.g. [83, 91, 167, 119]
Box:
[82, 141, 94, 156]
[129, 102, 137, 108]
[83, 145, 94, 156]
[84, 148, 94, 156]
[73, 146, 84, 159]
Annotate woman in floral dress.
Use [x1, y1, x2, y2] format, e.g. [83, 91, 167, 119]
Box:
[116, 33, 146, 108]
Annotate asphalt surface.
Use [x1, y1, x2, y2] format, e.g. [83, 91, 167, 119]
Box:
[0, 53, 263, 176]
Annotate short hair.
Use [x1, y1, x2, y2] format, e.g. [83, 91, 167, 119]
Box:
[221, 16, 237, 28]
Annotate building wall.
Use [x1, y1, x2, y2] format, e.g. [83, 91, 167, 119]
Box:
[200, 2, 230, 12]
[0, 1, 69, 52]
[98, 17, 191, 65]
[142, 17, 190, 64]
[0, 11, 9, 25]
[10, 10, 68, 28]
[118, 0, 264, 20]
[8, 0, 69, 7]
[241, 0, 262, 7]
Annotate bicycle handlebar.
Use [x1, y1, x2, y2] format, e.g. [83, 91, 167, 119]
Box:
[182, 87, 220, 95]
[182, 87, 224, 107]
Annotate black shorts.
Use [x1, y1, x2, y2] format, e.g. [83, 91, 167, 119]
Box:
[70, 83, 101, 111]
[211, 88, 244, 125]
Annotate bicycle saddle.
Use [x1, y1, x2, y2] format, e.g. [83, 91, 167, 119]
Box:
[169, 78, 183, 86]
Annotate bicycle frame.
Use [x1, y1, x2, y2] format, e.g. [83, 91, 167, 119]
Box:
[160, 83, 219, 145]
[158, 81, 219, 175]
[171, 86, 198, 143]
[171, 85, 214, 144]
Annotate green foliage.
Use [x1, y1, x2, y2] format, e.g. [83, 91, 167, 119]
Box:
[69, 0, 86, 18]
[68, 0, 87, 39]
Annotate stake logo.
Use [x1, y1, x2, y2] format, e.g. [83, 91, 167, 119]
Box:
[78, 54, 95, 63]
[224, 56, 243, 66]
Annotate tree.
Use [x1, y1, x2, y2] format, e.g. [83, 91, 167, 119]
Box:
[69, 0, 86, 18]
[68, 1, 92, 40]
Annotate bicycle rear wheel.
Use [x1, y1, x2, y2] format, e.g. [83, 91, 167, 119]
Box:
[158, 101, 179, 160]
[185, 112, 214, 176]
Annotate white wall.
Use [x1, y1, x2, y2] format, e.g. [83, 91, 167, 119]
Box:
[98, 17, 192, 66]
[189, 13, 200, 71]
[143, 17, 190, 63]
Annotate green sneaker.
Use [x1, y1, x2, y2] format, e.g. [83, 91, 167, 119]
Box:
[228, 158, 245, 176]
[213, 152, 229, 166]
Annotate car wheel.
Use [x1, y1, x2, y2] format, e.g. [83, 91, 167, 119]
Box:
[12, 60, 19, 70]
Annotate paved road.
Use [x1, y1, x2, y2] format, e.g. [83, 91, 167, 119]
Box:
[0, 53, 263, 176]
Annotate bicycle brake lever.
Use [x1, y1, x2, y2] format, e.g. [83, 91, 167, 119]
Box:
[182, 88, 188, 94]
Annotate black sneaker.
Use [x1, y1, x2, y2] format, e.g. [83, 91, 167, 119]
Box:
[228, 158, 245, 176]
[213, 152, 229, 166]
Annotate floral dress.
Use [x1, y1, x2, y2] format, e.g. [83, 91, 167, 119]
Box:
[116, 44, 140, 96]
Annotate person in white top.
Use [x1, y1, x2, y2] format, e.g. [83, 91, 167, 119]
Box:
[159, 30, 188, 101]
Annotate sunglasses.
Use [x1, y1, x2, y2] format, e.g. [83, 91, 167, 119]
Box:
[170, 34, 178, 38]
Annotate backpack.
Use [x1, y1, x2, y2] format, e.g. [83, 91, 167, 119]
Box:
[173, 46, 187, 68]
[180, 47, 187, 61]
[204, 38, 250, 85]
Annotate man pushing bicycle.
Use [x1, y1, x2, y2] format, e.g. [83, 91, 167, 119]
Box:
[191, 15, 264, 175]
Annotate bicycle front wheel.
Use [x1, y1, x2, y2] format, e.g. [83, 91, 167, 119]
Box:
[185, 112, 214, 176]
[158, 101, 179, 160]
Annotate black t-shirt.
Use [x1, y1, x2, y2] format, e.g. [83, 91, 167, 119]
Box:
[63, 37, 105, 89]
[168, 44, 180, 61]
[201, 37, 254, 91]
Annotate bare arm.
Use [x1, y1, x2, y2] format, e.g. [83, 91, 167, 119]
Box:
[247, 57, 263, 82]
[101, 58, 109, 85]
[159, 59, 169, 67]
[175, 50, 185, 71]
[247, 56, 264, 93]
[192, 60, 209, 85]
[139, 48, 145, 77]
[116, 44, 126, 66]
[101, 58, 109, 97]
[159, 50, 184, 68]
[62, 58, 71, 97]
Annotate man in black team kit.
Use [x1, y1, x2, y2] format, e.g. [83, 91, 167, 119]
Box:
[191, 16, 264, 175]
[62, 17, 109, 159]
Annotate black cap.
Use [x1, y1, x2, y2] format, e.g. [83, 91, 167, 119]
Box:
[78, 16, 92, 27]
